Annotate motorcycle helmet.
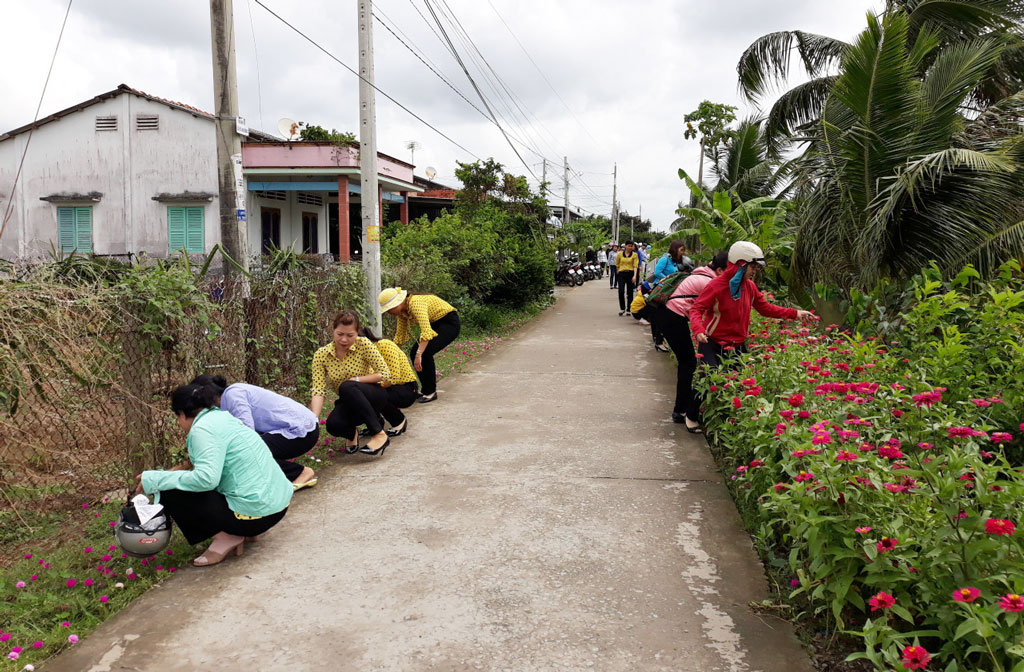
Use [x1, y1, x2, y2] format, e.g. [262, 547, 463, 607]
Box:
[114, 501, 173, 557]
[728, 241, 766, 266]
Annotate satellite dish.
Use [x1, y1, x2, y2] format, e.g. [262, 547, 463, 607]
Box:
[277, 118, 300, 141]
[425, 166, 437, 180]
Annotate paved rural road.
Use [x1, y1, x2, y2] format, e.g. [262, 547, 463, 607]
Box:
[49, 281, 812, 672]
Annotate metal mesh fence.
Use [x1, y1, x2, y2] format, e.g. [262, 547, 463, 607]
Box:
[0, 264, 366, 556]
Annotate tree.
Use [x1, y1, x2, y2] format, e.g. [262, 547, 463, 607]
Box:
[297, 123, 356, 145]
[683, 101, 738, 191]
[707, 117, 790, 201]
[734, 5, 1024, 288]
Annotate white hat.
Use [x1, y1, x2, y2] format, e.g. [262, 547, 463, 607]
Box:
[728, 241, 766, 266]
[378, 287, 408, 312]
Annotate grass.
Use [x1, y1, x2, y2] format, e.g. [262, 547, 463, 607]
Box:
[0, 297, 552, 667]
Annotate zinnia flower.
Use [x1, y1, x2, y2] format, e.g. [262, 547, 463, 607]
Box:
[953, 587, 980, 603]
[794, 471, 815, 482]
[991, 432, 1013, 444]
[787, 394, 804, 407]
[902, 645, 931, 670]
[999, 594, 1024, 612]
[732, 397, 742, 410]
[985, 519, 1015, 536]
[835, 451, 858, 462]
[877, 537, 899, 553]
[917, 442, 932, 450]
[868, 591, 895, 611]
[948, 426, 975, 438]
[855, 526, 872, 533]
[797, 410, 811, 419]
[877, 446, 905, 459]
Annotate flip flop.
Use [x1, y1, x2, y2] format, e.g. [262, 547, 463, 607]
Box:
[292, 478, 318, 491]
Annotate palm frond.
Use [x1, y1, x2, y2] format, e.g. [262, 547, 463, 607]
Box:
[737, 30, 850, 102]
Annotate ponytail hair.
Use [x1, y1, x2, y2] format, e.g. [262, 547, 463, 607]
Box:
[171, 383, 219, 418]
[358, 326, 380, 343]
[189, 374, 228, 398]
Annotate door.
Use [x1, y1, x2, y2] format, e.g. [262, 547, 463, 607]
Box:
[261, 207, 281, 255]
[301, 212, 318, 253]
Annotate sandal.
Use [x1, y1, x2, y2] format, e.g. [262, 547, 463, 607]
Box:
[293, 477, 318, 491]
[193, 539, 244, 567]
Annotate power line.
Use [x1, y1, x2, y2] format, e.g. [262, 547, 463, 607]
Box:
[252, 0, 480, 159]
[1, 0, 74, 246]
[244, 0, 265, 131]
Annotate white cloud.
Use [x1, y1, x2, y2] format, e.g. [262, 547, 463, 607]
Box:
[1, 0, 879, 232]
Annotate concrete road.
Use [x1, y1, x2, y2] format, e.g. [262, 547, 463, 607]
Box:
[49, 281, 812, 672]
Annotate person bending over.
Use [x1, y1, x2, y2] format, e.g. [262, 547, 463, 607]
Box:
[630, 282, 669, 352]
[135, 384, 292, 567]
[310, 311, 392, 456]
[379, 287, 460, 404]
[359, 327, 419, 437]
[191, 375, 319, 491]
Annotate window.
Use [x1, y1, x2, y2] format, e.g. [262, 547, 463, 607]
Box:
[296, 192, 323, 206]
[261, 207, 281, 254]
[301, 212, 318, 253]
[167, 206, 205, 254]
[95, 116, 118, 132]
[57, 207, 93, 253]
[135, 114, 159, 131]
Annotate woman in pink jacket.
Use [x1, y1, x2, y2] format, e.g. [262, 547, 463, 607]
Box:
[659, 251, 729, 432]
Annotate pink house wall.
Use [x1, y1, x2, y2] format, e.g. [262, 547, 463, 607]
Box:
[242, 143, 414, 184]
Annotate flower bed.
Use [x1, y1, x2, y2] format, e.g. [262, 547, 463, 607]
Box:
[700, 268, 1024, 670]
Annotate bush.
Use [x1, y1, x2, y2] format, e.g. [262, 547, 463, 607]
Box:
[699, 263, 1024, 670]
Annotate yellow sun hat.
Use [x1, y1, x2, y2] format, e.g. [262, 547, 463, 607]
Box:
[378, 287, 408, 312]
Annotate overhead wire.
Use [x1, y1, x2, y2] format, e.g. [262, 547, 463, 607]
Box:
[252, 0, 480, 159]
[244, 0, 265, 131]
[1, 0, 74, 246]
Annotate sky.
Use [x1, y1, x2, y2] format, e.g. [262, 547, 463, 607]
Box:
[0, 0, 882, 233]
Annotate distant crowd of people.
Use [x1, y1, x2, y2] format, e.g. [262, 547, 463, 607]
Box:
[603, 239, 815, 433]
[133, 288, 460, 567]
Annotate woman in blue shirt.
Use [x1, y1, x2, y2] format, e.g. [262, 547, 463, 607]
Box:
[137, 384, 292, 566]
[192, 375, 320, 491]
[652, 241, 695, 283]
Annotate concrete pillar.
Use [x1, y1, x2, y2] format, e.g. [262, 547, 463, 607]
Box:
[337, 176, 350, 262]
[400, 191, 409, 225]
[378, 185, 384, 225]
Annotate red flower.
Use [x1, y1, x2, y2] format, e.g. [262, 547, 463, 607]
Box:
[774, 482, 789, 492]
[868, 591, 895, 611]
[779, 410, 795, 421]
[953, 587, 980, 603]
[797, 410, 811, 419]
[787, 394, 805, 407]
[892, 409, 905, 418]
[732, 397, 742, 410]
[835, 451, 858, 462]
[912, 390, 942, 408]
[744, 386, 762, 397]
[985, 519, 1015, 536]
[876, 537, 899, 553]
[948, 426, 975, 438]
[877, 445, 905, 459]
[901, 645, 931, 669]
[999, 594, 1024, 612]
[794, 471, 815, 482]
[991, 432, 1013, 443]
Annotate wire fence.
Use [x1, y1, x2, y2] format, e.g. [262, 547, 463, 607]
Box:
[0, 264, 366, 556]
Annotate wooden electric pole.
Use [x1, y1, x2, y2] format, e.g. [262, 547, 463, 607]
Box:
[562, 156, 570, 227]
[611, 163, 617, 243]
[358, 0, 382, 333]
[210, 0, 248, 276]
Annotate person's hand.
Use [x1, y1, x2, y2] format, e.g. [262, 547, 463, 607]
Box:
[133, 474, 144, 496]
[695, 332, 709, 344]
[414, 352, 423, 372]
[796, 310, 817, 324]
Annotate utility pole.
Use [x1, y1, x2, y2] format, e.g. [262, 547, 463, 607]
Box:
[633, 203, 640, 240]
[358, 0, 382, 333]
[541, 159, 547, 197]
[562, 156, 570, 227]
[611, 162, 617, 243]
[210, 0, 248, 277]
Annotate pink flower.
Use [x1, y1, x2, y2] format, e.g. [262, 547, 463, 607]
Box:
[61, 622, 70, 628]
[917, 442, 933, 450]
[779, 410, 795, 421]
[949, 426, 976, 438]
[877, 445, 905, 459]
[912, 390, 942, 407]
[102, 555, 112, 562]
[0, 634, 8, 642]
[24, 553, 32, 559]
[65, 579, 77, 588]
[835, 451, 858, 462]
[868, 591, 895, 611]
[83, 547, 92, 554]
[902, 645, 931, 670]
[855, 526, 872, 533]
[99, 595, 109, 603]
[165, 549, 174, 556]
[1000, 594, 1024, 612]
[972, 398, 991, 407]
[83, 579, 94, 587]
[953, 587, 980, 603]
[891, 409, 905, 418]
[794, 471, 815, 483]
[985, 519, 1015, 536]
[15, 581, 25, 589]
[991, 432, 1013, 443]
[68, 635, 79, 644]
[876, 537, 899, 553]
[787, 394, 805, 407]
[8, 652, 18, 661]
[31, 641, 42, 649]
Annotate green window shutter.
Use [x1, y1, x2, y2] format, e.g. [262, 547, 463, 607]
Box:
[168, 207, 187, 253]
[73, 207, 92, 253]
[185, 207, 205, 254]
[58, 207, 76, 252]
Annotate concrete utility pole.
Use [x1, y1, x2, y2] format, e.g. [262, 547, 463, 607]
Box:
[562, 156, 570, 227]
[611, 163, 617, 243]
[541, 159, 547, 197]
[210, 0, 248, 276]
[633, 203, 640, 240]
[358, 0, 383, 333]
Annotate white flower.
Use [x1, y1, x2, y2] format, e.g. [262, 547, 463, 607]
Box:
[115, 582, 125, 589]
[126, 567, 133, 576]
[24, 665, 36, 671]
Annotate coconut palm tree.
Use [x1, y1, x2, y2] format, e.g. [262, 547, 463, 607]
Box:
[736, 3, 1024, 287]
[706, 117, 793, 201]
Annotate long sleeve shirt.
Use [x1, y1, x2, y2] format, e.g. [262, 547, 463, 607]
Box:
[394, 294, 456, 345]
[615, 251, 639, 273]
[141, 408, 292, 517]
[688, 264, 798, 345]
[220, 383, 318, 440]
[310, 337, 390, 398]
[597, 250, 608, 264]
[652, 254, 678, 283]
[375, 339, 418, 385]
[667, 266, 717, 317]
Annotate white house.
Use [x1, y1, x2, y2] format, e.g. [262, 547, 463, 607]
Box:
[0, 84, 423, 262]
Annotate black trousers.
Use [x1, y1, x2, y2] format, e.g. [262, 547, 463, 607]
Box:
[260, 426, 320, 481]
[631, 305, 663, 345]
[409, 311, 461, 396]
[660, 309, 700, 418]
[698, 339, 748, 369]
[383, 381, 419, 426]
[158, 489, 287, 546]
[608, 265, 617, 287]
[617, 271, 635, 311]
[326, 381, 389, 440]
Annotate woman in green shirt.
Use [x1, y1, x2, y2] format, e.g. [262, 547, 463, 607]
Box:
[137, 384, 293, 567]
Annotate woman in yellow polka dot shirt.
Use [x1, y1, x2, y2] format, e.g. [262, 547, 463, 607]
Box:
[360, 327, 418, 437]
[379, 287, 461, 403]
[309, 311, 391, 456]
